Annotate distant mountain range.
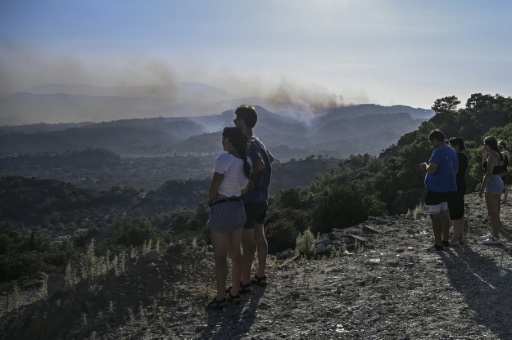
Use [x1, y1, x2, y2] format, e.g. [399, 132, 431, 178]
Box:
[0, 82, 434, 160]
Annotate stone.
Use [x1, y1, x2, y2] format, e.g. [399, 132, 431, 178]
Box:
[141, 249, 161, 262]
[315, 243, 333, 255]
[362, 225, 380, 234]
[47, 274, 65, 296]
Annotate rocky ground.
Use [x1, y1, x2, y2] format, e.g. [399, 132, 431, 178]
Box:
[2, 192, 512, 339]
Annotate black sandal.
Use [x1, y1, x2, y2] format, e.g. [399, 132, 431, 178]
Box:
[250, 274, 267, 287]
[206, 297, 227, 310]
[225, 291, 241, 305]
[240, 282, 252, 294]
[226, 282, 252, 294]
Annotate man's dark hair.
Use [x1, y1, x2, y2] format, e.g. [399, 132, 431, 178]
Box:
[449, 137, 465, 151]
[235, 105, 258, 128]
[429, 129, 445, 143]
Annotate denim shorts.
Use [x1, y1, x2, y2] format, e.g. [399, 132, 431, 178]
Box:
[485, 175, 505, 195]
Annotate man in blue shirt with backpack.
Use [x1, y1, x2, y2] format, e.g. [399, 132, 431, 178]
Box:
[234, 105, 275, 291]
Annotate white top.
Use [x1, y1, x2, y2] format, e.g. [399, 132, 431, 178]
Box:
[213, 152, 250, 197]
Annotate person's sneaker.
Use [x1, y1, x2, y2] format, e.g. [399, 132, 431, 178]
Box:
[480, 233, 492, 240]
[449, 240, 461, 246]
[426, 244, 444, 252]
[483, 236, 502, 245]
[442, 241, 450, 247]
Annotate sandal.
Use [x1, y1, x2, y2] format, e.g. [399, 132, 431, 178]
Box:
[206, 297, 227, 310]
[250, 274, 267, 287]
[225, 282, 252, 294]
[240, 282, 252, 294]
[225, 291, 241, 305]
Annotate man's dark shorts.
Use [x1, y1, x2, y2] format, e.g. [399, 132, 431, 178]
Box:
[447, 191, 464, 220]
[425, 190, 448, 205]
[243, 201, 268, 229]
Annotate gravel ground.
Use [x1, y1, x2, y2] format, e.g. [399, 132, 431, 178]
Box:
[2, 192, 512, 339]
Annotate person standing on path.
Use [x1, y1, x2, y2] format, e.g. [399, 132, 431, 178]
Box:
[448, 137, 468, 246]
[480, 136, 506, 245]
[205, 127, 252, 309]
[420, 129, 458, 252]
[234, 105, 275, 291]
[498, 140, 509, 203]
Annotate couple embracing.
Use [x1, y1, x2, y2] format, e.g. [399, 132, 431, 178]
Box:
[206, 105, 275, 309]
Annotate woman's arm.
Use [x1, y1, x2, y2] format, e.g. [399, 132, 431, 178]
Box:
[480, 154, 496, 196]
[208, 172, 224, 205]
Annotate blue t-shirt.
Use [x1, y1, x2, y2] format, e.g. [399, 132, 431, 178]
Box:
[241, 136, 272, 203]
[425, 145, 458, 192]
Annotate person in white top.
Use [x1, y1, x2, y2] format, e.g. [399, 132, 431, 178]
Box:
[206, 127, 251, 309]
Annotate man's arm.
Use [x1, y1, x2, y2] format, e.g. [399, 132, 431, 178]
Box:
[420, 162, 438, 174]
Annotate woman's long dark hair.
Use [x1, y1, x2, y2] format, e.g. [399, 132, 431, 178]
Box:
[222, 127, 251, 178]
[484, 136, 500, 152]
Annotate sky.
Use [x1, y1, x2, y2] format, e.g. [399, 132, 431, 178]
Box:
[1, 0, 511, 111]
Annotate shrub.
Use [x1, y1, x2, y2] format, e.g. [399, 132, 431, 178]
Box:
[310, 183, 386, 235]
[112, 218, 158, 247]
[295, 229, 315, 259]
[0, 251, 53, 282]
[265, 218, 298, 254]
[266, 208, 309, 234]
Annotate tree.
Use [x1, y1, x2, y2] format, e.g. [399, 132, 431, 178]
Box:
[432, 96, 461, 115]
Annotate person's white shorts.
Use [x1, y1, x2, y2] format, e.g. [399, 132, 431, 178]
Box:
[426, 202, 449, 215]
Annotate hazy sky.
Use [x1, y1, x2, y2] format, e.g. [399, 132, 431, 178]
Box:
[1, 0, 511, 110]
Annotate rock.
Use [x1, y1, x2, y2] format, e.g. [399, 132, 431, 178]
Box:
[46, 288, 65, 303]
[346, 235, 368, 244]
[51, 265, 66, 275]
[367, 259, 381, 265]
[47, 274, 65, 296]
[362, 225, 380, 234]
[7, 318, 25, 332]
[316, 238, 333, 247]
[141, 249, 161, 262]
[315, 243, 332, 255]
[166, 243, 185, 256]
[276, 249, 296, 260]
[329, 231, 343, 241]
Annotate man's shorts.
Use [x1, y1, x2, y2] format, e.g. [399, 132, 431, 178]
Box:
[447, 191, 464, 220]
[425, 190, 449, 215]
[243, 201, 268, 229]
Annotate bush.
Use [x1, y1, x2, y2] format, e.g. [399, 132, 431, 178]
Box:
[265, 218, 299, 254]
[310, 183, 386, 235]
[0, 251, 53, 282]
[112, 218, 159, 247]
[266, 208, 309, 234]
[295, 229, 315, 259]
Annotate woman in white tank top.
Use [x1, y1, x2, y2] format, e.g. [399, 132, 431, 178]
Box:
[206, 127, 251, 309]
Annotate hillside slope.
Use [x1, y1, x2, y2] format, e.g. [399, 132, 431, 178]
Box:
[2, 193, 512, 339]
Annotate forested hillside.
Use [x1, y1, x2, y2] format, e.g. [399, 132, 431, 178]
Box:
[0, 104, 429, 160]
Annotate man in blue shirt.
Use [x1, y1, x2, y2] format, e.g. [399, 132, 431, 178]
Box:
[420, 129, 458, 252]
[234, 105, 275, 290]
